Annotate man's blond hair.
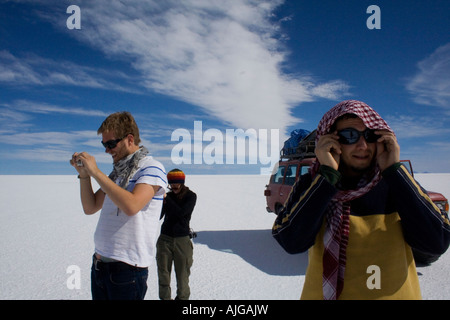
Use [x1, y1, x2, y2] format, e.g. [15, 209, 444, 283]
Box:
[97, 111, 141, 145]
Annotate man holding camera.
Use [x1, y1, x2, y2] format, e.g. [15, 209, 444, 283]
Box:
[70, 111, 166, 300]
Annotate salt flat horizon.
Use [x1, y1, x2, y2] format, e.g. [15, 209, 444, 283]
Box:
[1, 174, 449, 300]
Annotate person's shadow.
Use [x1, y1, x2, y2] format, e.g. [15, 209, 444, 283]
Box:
[193, 229, 308, 276]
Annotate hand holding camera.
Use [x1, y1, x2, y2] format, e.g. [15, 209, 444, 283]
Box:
[70, 153, 88, 179]
[70, 153, 84, 168]
[70, 152, 100, 179]
[76, 159, 84, 167]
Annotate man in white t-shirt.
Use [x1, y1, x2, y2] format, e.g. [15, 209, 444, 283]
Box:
[70, 111, 166, 300]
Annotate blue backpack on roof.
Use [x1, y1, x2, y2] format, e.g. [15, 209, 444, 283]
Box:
[282, 129, 310, 155]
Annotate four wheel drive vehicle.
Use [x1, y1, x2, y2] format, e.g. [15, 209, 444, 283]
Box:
[264, 130, 449, 264]
[264, 129, 317, 215]
[264, 157, 315, 215]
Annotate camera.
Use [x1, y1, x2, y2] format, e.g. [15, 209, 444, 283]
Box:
[189, 228, 197, 239]
[76, 159, 83, 167]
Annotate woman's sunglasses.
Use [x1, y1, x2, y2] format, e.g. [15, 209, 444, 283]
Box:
[337, 128, 380, 145]
[101, 135, 128, 149]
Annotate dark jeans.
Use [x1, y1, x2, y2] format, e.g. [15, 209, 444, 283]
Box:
[91, 254, 148, 300]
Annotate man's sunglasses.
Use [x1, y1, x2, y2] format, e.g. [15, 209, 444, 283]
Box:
[101, 135, 128, 149]
[337, 128, 380, 145]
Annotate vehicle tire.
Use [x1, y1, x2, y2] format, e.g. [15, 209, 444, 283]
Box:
[275, 203, 284, 215]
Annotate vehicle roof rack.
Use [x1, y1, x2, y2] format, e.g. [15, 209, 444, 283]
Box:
[280, 130, 317, 160]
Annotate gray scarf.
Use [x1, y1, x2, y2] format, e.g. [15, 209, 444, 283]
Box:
[108, 146, 149, 189]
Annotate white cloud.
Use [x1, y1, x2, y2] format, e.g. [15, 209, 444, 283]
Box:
[1, 0, 351, 170]
[4, 147, 112, 164]
[5, 100, 110, 118]
[0, 129, 113, 165]
[406, 43, 450, 109]
[384, 114, 450, 173]
[0, 100, 110, 138]
[0, 130, 96, 147]
[310, 80, 352, 100]
[69, 0, 349, 131]
[0, 98, 181, 164]
[0, 108, 33, 133]
[385, 114, 450, 139]
[0, 50, 141, 93]
[0, 51, 43, 85]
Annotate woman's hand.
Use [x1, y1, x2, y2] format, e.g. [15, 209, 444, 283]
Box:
[315, 132, 342, 170]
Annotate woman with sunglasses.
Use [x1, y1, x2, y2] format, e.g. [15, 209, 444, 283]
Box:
[273, 100, 450, 300]
[316, 113, 399, 180]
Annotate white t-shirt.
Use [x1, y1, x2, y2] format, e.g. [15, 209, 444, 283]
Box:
[94, 156, 167, 267]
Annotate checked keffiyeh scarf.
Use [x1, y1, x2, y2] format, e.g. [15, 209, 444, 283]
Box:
[313, 100, 393, 300]
[109, 146, 149, 189]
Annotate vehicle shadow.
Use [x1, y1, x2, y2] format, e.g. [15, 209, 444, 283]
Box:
[193, 229, 308, 276]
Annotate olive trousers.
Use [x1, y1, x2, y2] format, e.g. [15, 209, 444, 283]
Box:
[156, 234, 193, 300]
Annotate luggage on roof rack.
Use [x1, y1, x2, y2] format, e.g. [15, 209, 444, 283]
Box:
[282, 129, 310, 155]
[281, 129, 317, 160]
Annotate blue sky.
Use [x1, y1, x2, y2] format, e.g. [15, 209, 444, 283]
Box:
[1, 0, 450, 175]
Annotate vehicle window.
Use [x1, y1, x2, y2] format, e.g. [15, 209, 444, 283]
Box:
[273, 166, 286, 184]
[284, 165, 298, 186]
[300, 165, 310, 176]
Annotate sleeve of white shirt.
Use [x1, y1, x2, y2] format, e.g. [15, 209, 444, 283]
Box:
[132, 157, 167, 198]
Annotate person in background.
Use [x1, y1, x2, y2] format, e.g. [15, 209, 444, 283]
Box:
[70, 111, 167, 300]
[273, 100, 450, 300]
[157, 169, 197, 300]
